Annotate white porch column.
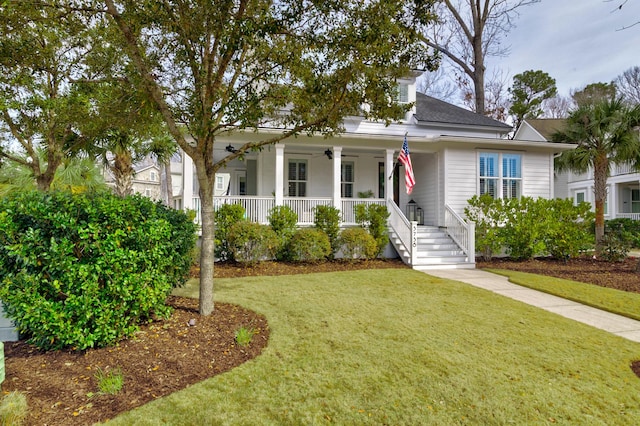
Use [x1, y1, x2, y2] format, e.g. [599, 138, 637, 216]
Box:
[332, 147, 342, 209]
[275, 144, 285, 206]
[183, 150, 194, 209]
[385, 149, 394, 202]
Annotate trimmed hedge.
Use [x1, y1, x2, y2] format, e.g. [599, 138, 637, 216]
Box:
[0, 191, 196, 350]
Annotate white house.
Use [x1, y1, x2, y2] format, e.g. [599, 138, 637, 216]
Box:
[174, 80, 574, 269]
[515, 118, 640, 221]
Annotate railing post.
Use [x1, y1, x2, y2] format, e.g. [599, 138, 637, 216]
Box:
[410, 220, 418, 266]
[468, 221, 475, 264]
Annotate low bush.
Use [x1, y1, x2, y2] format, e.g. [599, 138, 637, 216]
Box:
[464, 195, 506, 261]
[355, 204, 390, 257]
[313, 205, 341, 258]
[214, 203, 246, 261]
[286, 228, 331, 262]
[338, 227, 378, 260]
[465, 195, 594, 261]
[227, 221, 280, 265]
[268, 205, 298, 260]
[0, 191, 196, 350]
[605, 218, 640, 248]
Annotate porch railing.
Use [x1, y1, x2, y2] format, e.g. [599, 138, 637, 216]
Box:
[341, 198, 386, 225]
[388, 199, 415, 263]
[444, 204, 475, 264]
[617, 213, 640, 220]
[192, 196, 275, 224]
[283, 197, 333, 225]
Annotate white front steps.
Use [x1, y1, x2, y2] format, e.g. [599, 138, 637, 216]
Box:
[389, 225, 475, 270]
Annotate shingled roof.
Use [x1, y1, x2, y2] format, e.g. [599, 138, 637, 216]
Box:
[414, 92, 512, 130]
[524, 118, 566, 141]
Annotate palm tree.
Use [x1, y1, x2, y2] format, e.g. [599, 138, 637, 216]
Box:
[0, 154, 106, 196]
[553, 97, 640, 255]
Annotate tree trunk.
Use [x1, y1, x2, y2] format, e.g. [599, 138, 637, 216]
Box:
[195, 158, 215, 316]
[113, 152, 134, 197]
[472, 29, 485, 114]
[593, 154, 609, 256]
[162, 159, 174, 207]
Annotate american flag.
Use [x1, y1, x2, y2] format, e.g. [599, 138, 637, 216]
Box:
[398, 136, 415, 194]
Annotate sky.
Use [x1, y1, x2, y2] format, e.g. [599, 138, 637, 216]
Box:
[487, 0, 640, 97]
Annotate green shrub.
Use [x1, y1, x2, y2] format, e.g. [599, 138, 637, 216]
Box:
[214, 203, 246, 261]
[542, 199, 594, 260]
[286, 228, 331, 262]
[338, 227, 378, 260]
[500, 197, 548, 260]
[600, 220, 633, 262]
[465, 195, 594, 261]
[606, 218, 640, 248]
[355, 203, 390, 257]
[227, 221, 280, 265]
[464, 195, 506, 261]
[268, 205, 298, 260]
[0, 191, 196, 350]
[313, 205, 341, 258]
[600, 233, 631, 262]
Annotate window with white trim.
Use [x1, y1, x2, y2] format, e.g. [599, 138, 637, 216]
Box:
[150, 171, 157, 182]
[478, 152, 522, 199]
[341, 162, 354, 198]
[216, 175, 225, 191]
[396, 83, 409, 104]
[288, 160, 307, 197]
[575, 191, 586, 205]
[632, 189, 640, 213]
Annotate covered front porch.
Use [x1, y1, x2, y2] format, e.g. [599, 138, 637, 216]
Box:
[175, 139, 475, 268]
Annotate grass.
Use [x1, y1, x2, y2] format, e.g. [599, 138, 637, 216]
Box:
[107, 269, 640, 425]
[95, 367, 124, 395]
[0, 391, 28, 426]
[484, 268, 640, 321]
[234, 326, 254, 347]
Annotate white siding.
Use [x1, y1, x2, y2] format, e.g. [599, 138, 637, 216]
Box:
[554, 170, 569, 200]
[443, 148, 477, 217]
[522, 152, 553, 199]
[409, 153, 438, 225]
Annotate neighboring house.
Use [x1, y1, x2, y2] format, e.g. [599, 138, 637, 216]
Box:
[175, 79, 574, 269]
[102, 159, 165, 201]
[515, 118, 640, 221]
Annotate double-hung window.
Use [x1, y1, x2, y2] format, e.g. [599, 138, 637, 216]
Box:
[502, 154, 522, 199]
[479, 152, 522, 199]
[288, 160, 307, 197]
[341, 162, 354, 198]
[479, 153, 499, 198]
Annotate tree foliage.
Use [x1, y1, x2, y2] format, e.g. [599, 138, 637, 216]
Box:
[508, 69, 557, 131]
[0, 191, 196, 350]
[72, 0, 438, 315]
[0, 3, 97, 190]
[417, 0, 540, 115]
[553, 97, 640, 254]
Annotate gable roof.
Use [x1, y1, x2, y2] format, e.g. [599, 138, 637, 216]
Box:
[523, 118, 566, 141]
[413, 92, 512, 131]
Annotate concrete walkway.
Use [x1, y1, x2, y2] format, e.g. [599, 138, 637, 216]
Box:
[425, 268, 640, 344]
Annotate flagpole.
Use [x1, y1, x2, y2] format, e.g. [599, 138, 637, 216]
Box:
[388, 132, 409, 180]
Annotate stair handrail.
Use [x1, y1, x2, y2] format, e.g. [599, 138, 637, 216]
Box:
[387, 199, 416, 264]
[444, 204, 475, 264]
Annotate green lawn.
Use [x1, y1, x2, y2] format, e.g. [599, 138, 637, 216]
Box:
[108, 269, 640, 425]
[484, 268, 640, 321]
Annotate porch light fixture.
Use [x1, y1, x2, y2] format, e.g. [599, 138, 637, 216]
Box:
[225, 144, 238, 153]
[406, 199, 424, 225]
[324, 149, 333, 160]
